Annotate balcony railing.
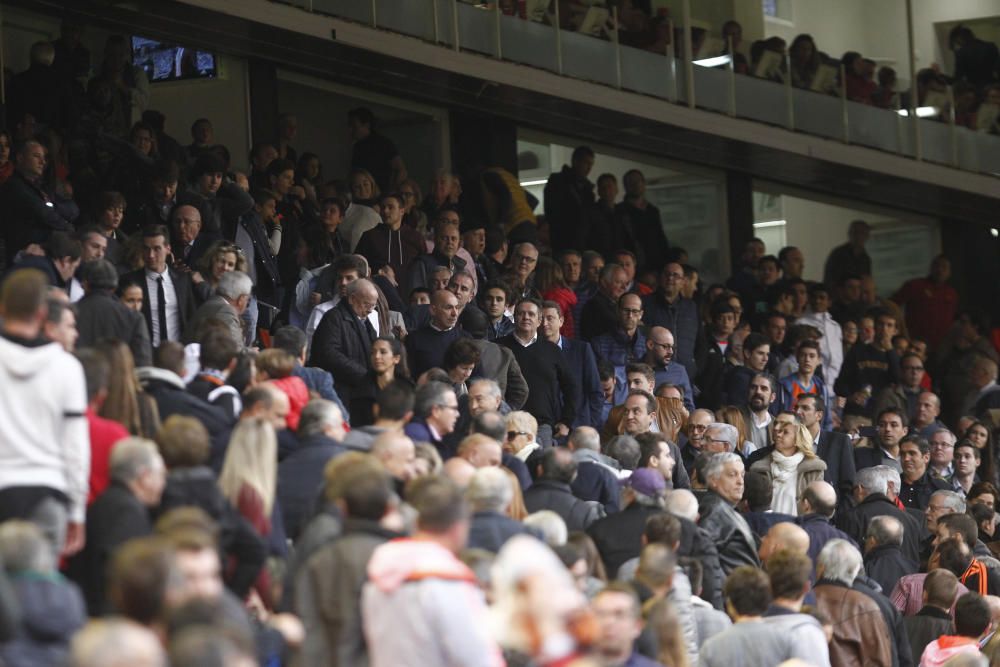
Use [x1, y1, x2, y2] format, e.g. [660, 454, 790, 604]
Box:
[276, 0, 1000, 177]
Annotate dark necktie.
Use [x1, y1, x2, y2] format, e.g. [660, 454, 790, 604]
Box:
[364, 317, 377, 343]
[156, 276, 168, 343]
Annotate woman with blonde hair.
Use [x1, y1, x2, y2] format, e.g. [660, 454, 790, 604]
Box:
[748, 412, 826, 515]
[192, 240, 249, 303]
[504, 411, 540, 462]
[218, 417, 279, 608]
[502, 466, 528, 521]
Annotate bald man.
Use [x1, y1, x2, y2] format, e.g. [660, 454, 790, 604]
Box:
[171, 204, 217, 269]
[863, 515, 916, 596]
[372, 430, 417, 488]
[443, 456, 476, 488]
[310, 278, 381, 406]
[797, 481, 857, 572]
[405, 289, 471, 379]
[458, 434, 502, 468]
[759, 522, 810, 563]
[644, 326, 694, 412]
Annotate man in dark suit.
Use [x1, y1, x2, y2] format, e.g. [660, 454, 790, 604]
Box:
[75, 259, 152, 367]
[120, 225, 196, 347]
[0, 140, 75, 262]
[309, 278, 380, 407]
[277, 400, 346, 541]
[539, 300, 603, 427]
[170, 204, 219, 270]
[68, 438, 165, 615]
[796, 393, 856, 513]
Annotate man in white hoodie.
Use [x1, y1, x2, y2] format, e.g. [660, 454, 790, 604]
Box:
[0, 269, 89, 559]
[362, 475, 503, 667]
[796, 283, 843, 392]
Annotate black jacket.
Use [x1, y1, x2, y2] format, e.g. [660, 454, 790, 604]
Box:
[75, 290, 152, 367]
[694, 330, 727, 410]
[578, 291, 617, 342]
[902, 606, 953, 665]
[68, 482, 151, 615]
[523, 480, 603, 532]
[120, 267, 197, 345]
[677, 515, 724, 609]
[816, 430, 858, 514]
[157, 466, 267, 599]
[900, 470, 950, 510]
[308, 299, 374, 404]
[543, 165, 595, 254]
[836, 493, 924, 565]
[467, 511, 542, 554]
[278, 434, 347, 542]
[588, 502, 666, 578]
[698, 491, 761, 575]
[137, 367, 234, 470]
[0, 171, 75, 261]
[864, 543, 918, 600]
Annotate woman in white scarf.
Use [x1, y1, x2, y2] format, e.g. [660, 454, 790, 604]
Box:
[505, 411, 541, 462]
[749, 413, 827, 515]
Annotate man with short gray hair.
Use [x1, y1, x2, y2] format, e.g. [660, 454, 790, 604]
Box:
[184, 270, 253, 347]
[837, 464, 924, 566]
[466, 467, 539, 553]
[566, 426, 621, 514]
[278, 399, 347, 541]
[863, 515, 917, 596]
[71, 438, 165, 614]
[814, 539, 893, 666]
[704, 423, 739, 455]
[926, 489, 966, 532]
[699, 453, 759, 574]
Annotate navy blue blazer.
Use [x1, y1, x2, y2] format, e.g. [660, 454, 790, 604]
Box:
[561, 337, 605, 428]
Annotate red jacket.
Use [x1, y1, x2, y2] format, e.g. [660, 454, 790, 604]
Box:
[85, 408, 130, 504]
[270, 375, 310, 431]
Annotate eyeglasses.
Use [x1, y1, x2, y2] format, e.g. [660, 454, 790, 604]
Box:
[507, 430, 531, 440]
[515, 255, 538, 264]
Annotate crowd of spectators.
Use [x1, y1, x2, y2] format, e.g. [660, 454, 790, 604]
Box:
[464, 1, 1000, 133]
[5, 18, 1000, 667]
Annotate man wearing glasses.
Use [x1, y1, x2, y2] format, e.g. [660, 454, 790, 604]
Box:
[872, 352, 927, 425]
[504, 242, 539, 299]
[643, 326, 694, 412]
[927, 428, 957, 483]
[404, 381, 461, 459]
[591, 293, 646, 372]
[642, 262, 701, 381]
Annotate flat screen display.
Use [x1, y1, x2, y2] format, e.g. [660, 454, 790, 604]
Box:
[131, 36, 217, 82]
